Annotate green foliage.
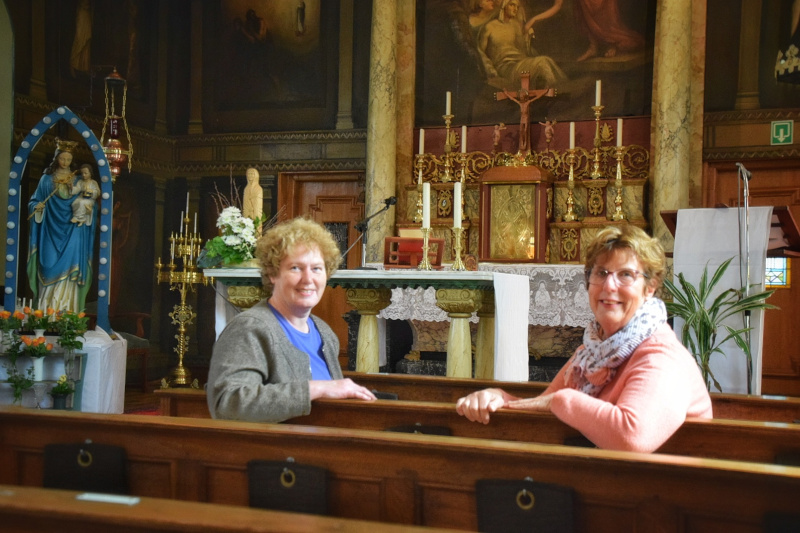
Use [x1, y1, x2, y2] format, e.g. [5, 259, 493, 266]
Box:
[4, 360, 34, 404]
[663, 257, 777, 392]
[55, 310, 89, 352]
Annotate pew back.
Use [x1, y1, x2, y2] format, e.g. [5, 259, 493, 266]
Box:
[1, 407, 799, 532]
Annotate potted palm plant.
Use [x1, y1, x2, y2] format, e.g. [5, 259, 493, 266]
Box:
[663, 257, 777, 392]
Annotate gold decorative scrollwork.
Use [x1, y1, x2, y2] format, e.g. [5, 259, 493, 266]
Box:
[560, 228, 579, 261]
[437, 188, 453, 217]
[587, 186, 604, 216]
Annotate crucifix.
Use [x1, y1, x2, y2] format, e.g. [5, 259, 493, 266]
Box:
[494, 72, 556, 157]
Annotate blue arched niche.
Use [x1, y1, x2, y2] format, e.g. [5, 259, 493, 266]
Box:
[4, 106, 113, 331]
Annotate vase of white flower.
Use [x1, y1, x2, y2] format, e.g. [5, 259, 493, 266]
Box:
[198, 206, 262, 267]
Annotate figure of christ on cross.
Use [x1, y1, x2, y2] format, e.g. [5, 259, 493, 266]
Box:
[494, 72, 556, 156]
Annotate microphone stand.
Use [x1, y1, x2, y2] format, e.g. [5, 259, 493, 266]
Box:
[344, 201, 393, 269]
[738, 163, 753, 393]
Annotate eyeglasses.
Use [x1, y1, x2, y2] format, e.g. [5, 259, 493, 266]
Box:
[585, 267, 649, 287]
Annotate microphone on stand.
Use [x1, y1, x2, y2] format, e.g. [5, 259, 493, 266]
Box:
[736, 162, 752, 181]
[344, 196, 398, 269]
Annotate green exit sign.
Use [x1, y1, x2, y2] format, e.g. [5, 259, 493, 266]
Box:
[771, 120, 794, 145]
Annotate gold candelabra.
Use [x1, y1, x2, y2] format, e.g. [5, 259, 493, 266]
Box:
[154, 213, 207, 388]
[451, 227, 466, 271]
[563, 149, 578, 222]
[440, 114, 456, 182]
[611, 147, 625, 221]
[590, 105, 605, 179]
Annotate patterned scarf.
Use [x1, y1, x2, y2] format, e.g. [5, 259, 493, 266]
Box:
[565, 297, 667, 397]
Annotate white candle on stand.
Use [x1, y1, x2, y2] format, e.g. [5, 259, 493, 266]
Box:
[422, 183, 431, 229]
[453, 182, 462, 228]
[569, 122, 575, 149]
[171, 240, 174, 260]
[180, 211, 184, 234]
[419, 129, 425, 154]
[194, 212, 198, 233]
[185, 193, 189, 215]
[595, 80, 602, 107]
[616, 118, 623, 147]
[445, 92, 452, 115]
[461, 126, 467, 152]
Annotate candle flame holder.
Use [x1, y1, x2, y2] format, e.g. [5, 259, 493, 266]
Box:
[418, 227, 433, 271]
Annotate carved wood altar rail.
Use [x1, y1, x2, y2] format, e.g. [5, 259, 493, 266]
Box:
[0, 408, 798, 532]
[0, 484, 442, 533]
[157, 373, 800, 424]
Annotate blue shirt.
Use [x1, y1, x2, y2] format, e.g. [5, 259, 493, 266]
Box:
[268, 303, 332, 380]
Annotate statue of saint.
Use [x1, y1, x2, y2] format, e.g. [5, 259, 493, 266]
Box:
[243, 167, 264, 234]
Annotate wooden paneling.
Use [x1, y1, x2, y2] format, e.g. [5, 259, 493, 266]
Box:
[277, 171, 365, 360]
[703, 159, 800, 395]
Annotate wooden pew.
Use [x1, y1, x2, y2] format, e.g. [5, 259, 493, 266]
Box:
[342, 371, 800, 423]
[1, 407, 799, 532]
[0, 484, 444, 533]
[158, 390, 800, 465]
[157, 374, 800, 423]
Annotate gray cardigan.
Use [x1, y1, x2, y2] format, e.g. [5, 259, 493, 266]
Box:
[206, 300, 342, 423]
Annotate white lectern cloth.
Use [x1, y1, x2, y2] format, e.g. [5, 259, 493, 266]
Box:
[673, 207, 772, 394]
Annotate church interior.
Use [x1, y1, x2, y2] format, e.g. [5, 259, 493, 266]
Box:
[1, 0, 800, 531]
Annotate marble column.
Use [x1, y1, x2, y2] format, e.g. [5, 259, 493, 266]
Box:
[436, 288, 484, 378]
[365, 0, 397, 262]
[345, 288, 392, 373]
[336, 0, 355, 130]
[474, 290, 496, 380]
[396, 1, 417, 223]
[650, 0, 701, 248]
[734, 0, 762, 110]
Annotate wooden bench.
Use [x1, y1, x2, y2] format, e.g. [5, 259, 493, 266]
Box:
[1, 407, 799, 531]
[157, 373, 800, 423]
[0, 484, 443, 533]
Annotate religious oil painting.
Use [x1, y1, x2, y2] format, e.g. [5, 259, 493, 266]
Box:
[213, 0, 324, 109]
[416, 0, 657, 126]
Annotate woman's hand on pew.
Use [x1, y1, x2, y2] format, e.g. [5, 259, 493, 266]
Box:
[309, 378, 378, 401]
[506, 393, 554, 412]
[455, 388, 518, 424]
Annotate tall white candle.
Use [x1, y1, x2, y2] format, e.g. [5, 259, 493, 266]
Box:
[569, 122, 575, 149]
[185, 192, 190, 214]
[422, 183, 431, 229]
[595, 80, 602, 107]
[171, 240, 175, 260]
[194, 212, 198, 233]
[453, 182, 462, 228]
[616, 118, 623, 147]
[180, 211, 184, 234]
[461, 125, 467, 153]
[419, 129, 425, 154]
[445, 92, 452, 115]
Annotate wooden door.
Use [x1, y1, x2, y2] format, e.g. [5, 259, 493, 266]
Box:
[278, 171, 364, 364]
[703, 160, 800, 395]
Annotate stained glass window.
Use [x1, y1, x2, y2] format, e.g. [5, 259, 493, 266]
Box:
[765, 257, 790, 288]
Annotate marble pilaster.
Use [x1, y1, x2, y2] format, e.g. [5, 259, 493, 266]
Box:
[734, 0, 762, 111]
[345, 288, 393, 373]
[365, 0, 398, 262]
[336, 0, 355, 130]
[396, 1, 417, 224]
[188, 0, 204, 134]
[474, 290, 496, 380]
[650, 0, 695, 249]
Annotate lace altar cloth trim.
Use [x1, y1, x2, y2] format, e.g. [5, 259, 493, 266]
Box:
[374, 263, 592, 327]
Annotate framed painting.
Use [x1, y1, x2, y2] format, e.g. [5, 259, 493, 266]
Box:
[416, 0, 657, 127]
[203, 0, 339, 133]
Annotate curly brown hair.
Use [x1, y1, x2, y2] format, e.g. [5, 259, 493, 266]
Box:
[255, 217, 342, 293]
[584, 225, 666, 290]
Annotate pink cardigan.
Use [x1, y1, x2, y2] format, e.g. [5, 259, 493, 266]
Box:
[543, 323, 713, 453]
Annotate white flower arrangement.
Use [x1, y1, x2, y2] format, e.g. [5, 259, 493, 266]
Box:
[200, 206, 261, 266]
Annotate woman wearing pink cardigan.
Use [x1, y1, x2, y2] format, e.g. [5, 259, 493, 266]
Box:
[456, 225, 712, 452]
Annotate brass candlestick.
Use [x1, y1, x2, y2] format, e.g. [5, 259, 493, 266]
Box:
[441, 114, 455, 182]
[414, 155, 424, 223]
[451, 226, 466, 271]
[418, 227, 433, 271]
[154, 213, 207, 388]
[611, 147, 625, 221]
[590, 105, 605, 179]
[563, 148, 578, 222]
